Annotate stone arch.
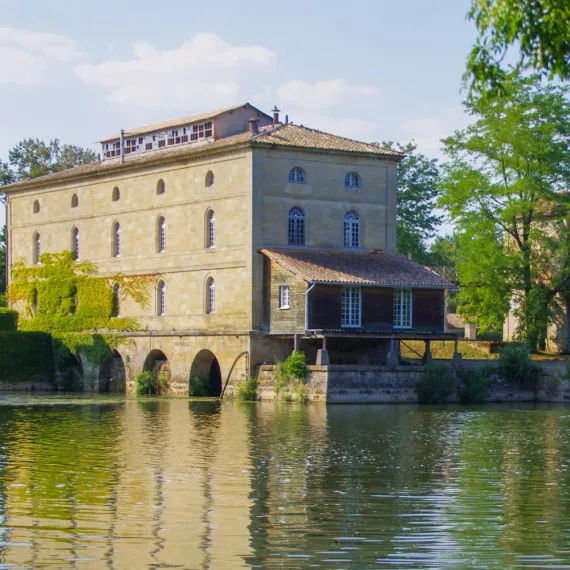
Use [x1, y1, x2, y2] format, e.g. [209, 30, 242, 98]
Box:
[190, 349, 222, 397]
[143, 349, 171, 392]
[98, 350, 126, 393]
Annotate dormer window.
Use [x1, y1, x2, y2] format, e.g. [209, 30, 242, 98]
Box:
[191, 121, 213, 141]
[104, 141, 121, 159]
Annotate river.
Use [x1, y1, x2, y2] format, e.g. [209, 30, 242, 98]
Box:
[0, 396, 568, 568]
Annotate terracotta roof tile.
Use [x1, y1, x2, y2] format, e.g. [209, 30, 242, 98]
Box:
[252, 124, 402, 157]
[4, 120, 401, 192]
[260, 248, 452, 288]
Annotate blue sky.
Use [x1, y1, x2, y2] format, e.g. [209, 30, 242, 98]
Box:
[0, 0, 476, 227]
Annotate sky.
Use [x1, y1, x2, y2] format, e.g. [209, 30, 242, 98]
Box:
[0, 0, 477, 228]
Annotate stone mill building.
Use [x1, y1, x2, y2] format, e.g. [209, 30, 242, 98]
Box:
[4, 103, 454, 395]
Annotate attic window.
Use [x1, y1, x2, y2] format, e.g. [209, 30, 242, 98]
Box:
[124, 138, 143, 155]
[191, 121, 213, 141]
[167, 128, 189, 146]
[104, 141, 121, 159]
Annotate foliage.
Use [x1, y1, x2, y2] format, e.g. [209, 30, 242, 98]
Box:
[0, 331, 54, 383]
[498, 343, 540, 386]
[189, 375, 210, 397]
[439, 73, 570, 349]
[236, 377, 258, 401]
[136, 371, 157, 396]
[416, 365, 455, 404]
[9, 251, 155, 325]
[275, 351, 308, 402]
[428, 234, 460, 267]
[7, 138, 97, 181]
[0, 294, 5, 307]
[0, 308, 18, 331]
[459, 367, 492, 404]
[465, 0, 570, 98]
[376, 141, 441, 261]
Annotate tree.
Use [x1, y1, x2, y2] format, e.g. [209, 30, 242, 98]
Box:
[465, 0, 570, 98]
[377, 141, 442, 261]
[428, 234, 459, 267]
[439, 73, 570, 350]
[7, 138, 97, 181]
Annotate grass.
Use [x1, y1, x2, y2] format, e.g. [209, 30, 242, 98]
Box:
[400, 340, 570, 362]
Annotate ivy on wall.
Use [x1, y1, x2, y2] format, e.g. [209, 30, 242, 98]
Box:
[8, 251, 157, 368]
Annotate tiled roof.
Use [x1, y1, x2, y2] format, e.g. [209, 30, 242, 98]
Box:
[4, 122, 401, 192]
[253, 124, 402, 157]
[99, 102, 270, 142]
[260, 248, 453, 288]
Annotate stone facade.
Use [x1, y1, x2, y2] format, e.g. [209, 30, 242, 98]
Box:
[5, 104, 402, 394]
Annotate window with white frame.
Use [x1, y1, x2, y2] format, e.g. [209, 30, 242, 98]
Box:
[288, 167, 305, 184]
[279, 285, 290, 309]
[394, 288, 412, 328]
[157, 217, 166, 253]
[112, 222, 121, 257]
[157, 280, 166, 316]
[191, 121, 213, 141]
[345, 172, 361, 189]
[341, 287, 361, 327]
[72, 227, 80, 260]
[288, 206, 305, 245]
[343, 211, 360, 248]
[206, 278, 215, 314]
[33, 232, 41, 265]
[207, 210, 216, 248]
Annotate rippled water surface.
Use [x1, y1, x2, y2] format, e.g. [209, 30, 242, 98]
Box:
[0, 398, 570, 568]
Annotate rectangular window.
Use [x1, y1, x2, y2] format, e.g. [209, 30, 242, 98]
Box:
[341, 287, 361, 327]
[394, 288, 412, 328]
[279, 285, 290, 309]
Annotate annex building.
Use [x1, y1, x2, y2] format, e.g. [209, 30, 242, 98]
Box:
[4, 103, 454, 394]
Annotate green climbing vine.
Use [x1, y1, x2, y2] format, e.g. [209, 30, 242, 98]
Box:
[8, 251, 157, 368]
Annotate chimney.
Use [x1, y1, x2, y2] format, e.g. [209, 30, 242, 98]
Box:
[272, 106, 280, 126]
[248, 117, 259, 135]
[120, 129, 125, 163]
[285, 114, 289, 125]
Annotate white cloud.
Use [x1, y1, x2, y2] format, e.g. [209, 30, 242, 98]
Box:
[75, 33, 277, 108]
[399, 108, 470, 160]
[276, 79, 378, 109]
[0, 27, 82, 85]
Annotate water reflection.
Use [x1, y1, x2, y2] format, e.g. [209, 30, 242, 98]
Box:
[0, 398, 568, 568]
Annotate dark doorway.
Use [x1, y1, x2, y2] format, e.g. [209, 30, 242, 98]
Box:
[190, 349, 223, 397]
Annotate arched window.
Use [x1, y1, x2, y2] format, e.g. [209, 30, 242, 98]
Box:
[207, 210, 216, 248]
[157, 280, 166, 316]
[343, 211, 360, 248]
[157, 216, 166, 253]
[206, 277, 215, 314]
[157, 179, 165, 195]
[33, 232, 41, 265]
[205, 171, 215, 187]
[72, 227, 80, 260]
[288, 206, 305, 245]
[345, 172, 361, 189]
[288, 167, 305, 184]
[33, 200, 40, 214]
[71, 194, 79, 208]
[112, 187, 120, 201]
[112, 283, 120, 317]
[112, 222, 121, 257]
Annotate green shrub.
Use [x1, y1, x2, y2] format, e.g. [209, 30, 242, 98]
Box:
[0, 331, 54, 383]
[0, 294, 6, 307]
[416, 365, 455, 404]
[276, 351, 306, 388]
[459, 367, 491, 404]
[0, 308, 18, 331]
[236, 377, 258, 401]
[189, 375, 209, 397]
[498, 343, 540, 386]
[136, 370, 157, 395]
